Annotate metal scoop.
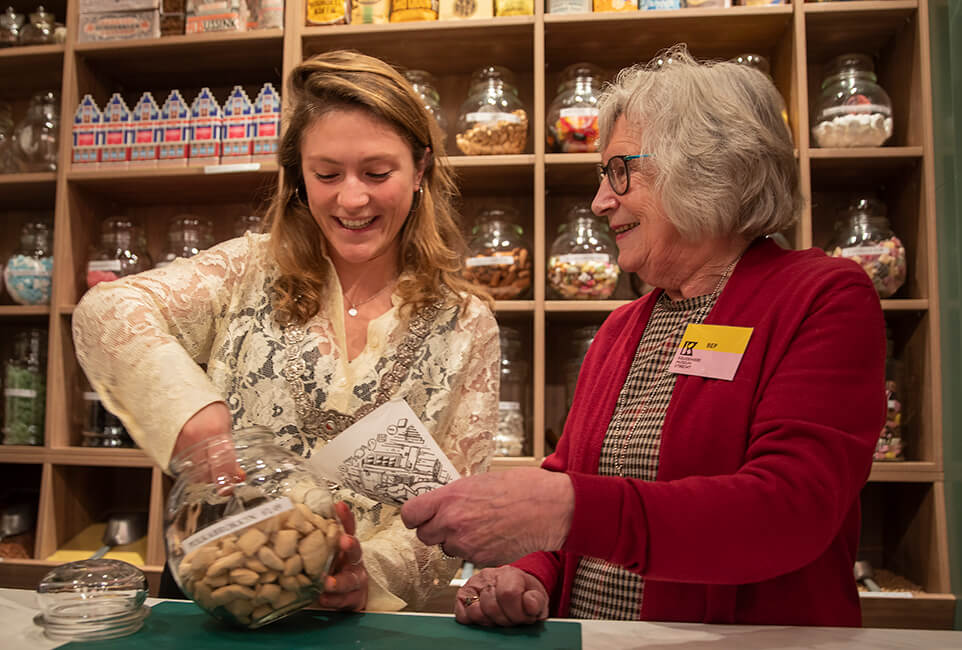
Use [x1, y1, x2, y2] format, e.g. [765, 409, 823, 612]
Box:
[0, 502, 35, 541]
[854, 560, 882, 591]
[89, 511, 148, 560]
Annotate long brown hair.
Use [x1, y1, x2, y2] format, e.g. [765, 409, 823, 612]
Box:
[267, 50, 489, 325]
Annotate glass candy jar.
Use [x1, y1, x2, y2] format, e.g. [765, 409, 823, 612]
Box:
[875, 328, 905, 461]
[19, 6, 55, 45]
[3, 328, 46, 446]
[0, 101, 17, 172]
[4, 219, 53, 305]
[156, 215, 214, 268]
[13, 90, 59, 172]
[564, 324, 599, 410]
[82, 381, 134, 448]
[546, 63, 604, 153]
[455, 66, 528, 155]
[548, 203, 620, 299]
[233, 214, 264, 237]
[826, 196, 906, 298]
[86, 217, 152, 288]
[165, 428, 342, 628]
[463, 208, 532, 299]
[812, 54, 893, 148]
[494, 326, 528, 457]
[0, 7, 23, 47]
[403, 69, 447, 136]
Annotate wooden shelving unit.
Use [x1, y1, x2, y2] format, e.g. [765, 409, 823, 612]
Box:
[0, 0, 952, 629]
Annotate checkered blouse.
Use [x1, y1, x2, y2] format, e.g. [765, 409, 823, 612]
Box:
[568, 290, 718, 620]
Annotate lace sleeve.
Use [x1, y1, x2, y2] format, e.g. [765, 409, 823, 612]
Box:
[361, 303, 500, 611]
[72, 235, 261, 469]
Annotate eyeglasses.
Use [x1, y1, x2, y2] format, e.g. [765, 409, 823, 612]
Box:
[596, 154, 652, 196]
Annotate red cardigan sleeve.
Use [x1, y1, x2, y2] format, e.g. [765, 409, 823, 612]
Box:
[561, 265, 884, 584]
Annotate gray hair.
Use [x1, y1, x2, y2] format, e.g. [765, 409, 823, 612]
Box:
[597, 45, 802, 241]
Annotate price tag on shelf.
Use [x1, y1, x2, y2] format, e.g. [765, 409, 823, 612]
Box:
[203, 163, 262, 175]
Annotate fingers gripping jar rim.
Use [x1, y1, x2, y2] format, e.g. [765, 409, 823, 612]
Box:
[165, 428, 342, 628]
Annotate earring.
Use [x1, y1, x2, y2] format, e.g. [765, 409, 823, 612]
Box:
[409, 186, 423, 216]
[295, 182, 308, 205]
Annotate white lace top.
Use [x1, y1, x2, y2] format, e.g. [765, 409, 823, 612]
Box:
[72, 233, 501, 611]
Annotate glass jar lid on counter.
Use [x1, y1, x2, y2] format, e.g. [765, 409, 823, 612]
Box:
[546, 63, 604, 153]
[825, 195, 906, 298]
[403, 69, 448, 137]
[812, 54, 893, 148]
[548, 203, 620, 300]
[4, 219, 53, 305]
[463, 207, 532, 300]
[455, 65, 528, 155]
[86, 216, 152, 288]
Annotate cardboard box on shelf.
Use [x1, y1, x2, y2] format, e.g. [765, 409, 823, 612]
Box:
[159, 89, 190, 167]
[221, 86, 254, 163]
[252, 82, 280, 162]
[188, 87, 223, 166]
[100, 94, 133, 167]
[78, 10, 161, 41]
[72, 95, 103, 168]
[130, 92, 162, 167]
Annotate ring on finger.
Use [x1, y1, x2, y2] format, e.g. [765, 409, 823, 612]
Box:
[439, 543, 456, 560]
[460, 594, 480, 608]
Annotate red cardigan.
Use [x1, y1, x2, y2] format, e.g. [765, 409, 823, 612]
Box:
[513, 239, 885, 626]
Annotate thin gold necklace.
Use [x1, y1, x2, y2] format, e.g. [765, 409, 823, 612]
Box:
[344, 280, 395, 317]
[614, 255, 740, 477]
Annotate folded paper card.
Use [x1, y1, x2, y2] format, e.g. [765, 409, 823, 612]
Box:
[308, 399, 461, 507]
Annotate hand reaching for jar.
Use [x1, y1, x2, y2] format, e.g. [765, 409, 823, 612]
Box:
[171, 401, 243, 490]
[315, 502, 368, 612]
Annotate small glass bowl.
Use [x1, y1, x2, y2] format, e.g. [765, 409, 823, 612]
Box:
[35, 559, 150, 641]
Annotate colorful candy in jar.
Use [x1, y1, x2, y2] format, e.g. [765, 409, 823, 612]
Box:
[547, 255, 619, 299]
[829, 235, 906, 299]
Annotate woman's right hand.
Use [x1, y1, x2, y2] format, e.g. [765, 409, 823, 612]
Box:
[455, 566, 549, 627]
[171, 401, 240, 485]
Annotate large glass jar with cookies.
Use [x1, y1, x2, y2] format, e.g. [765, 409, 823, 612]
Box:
[164, 428, 342, 628]
[463, 207, 532, 300]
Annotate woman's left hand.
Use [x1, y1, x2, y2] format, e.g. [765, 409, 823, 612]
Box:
[400, 468, 574, 567]
[315, 502, 368, 611]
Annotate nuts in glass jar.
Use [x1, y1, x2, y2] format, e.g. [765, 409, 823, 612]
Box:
[463, 211, 533, 299]
[456, 109, 528, 155]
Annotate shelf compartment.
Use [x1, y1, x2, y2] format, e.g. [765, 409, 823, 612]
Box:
[0, 173, 57, 210]
[860, 591, 956, 630]
[43, 464, 151, 565]
[809, 147, 923, 189]
[0, 463, 41, 560]
[450, 155, 535, 194]
[72, 30, 284, 92]
[0, 44, 64, 97]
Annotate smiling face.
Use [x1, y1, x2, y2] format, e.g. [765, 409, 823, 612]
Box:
[591, 116, 689, 289]
[300, 108, 425, 275]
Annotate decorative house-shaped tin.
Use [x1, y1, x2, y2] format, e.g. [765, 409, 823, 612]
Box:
[72, 94, 102, 168]
[100, 93, 133, 167]
[252, 82, 280, 162]
[221, 85, 253, 163]
[188, 87, 223, 166]
[130, 92, 162, 167]
[158, 89, 190, 167]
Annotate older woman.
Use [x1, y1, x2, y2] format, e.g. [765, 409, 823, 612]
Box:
[73, 51, 500, 613]
[402, 47, 884, 627]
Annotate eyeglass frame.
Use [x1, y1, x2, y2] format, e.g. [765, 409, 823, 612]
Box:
[596, 153, 653, 196]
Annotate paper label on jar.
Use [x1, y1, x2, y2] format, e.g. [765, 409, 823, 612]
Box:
[181, 496, 294, 555]
[820, 104, 892, 118]
[84, 392, 102, 402]
[560, 107, 599, 119]
[556, 253, 611, 265]
[841, 245, 887, 259]
[87, 260, 123, 272]
[499, 401, 522, 411]
[4, 388, 38, 399]
[466, 255, 515, 267]
[4, 268, 52, 277]
[465, 111, 521, 124]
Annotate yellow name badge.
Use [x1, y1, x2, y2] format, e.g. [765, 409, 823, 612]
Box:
[667, 324, 753, 381]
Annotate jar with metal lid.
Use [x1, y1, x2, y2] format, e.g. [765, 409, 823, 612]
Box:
[548, 203, 620, 299]
[463, 208, 532, 299]
[403, 69, 447, 137]
[812, 53, 893, 148]
[13, 90, 59, 172]
[86, 217, 153, 288]
[455, 66, 528, 155]
[826, 196, 906, 298]
[564, 324, 599, 411]
[0, 6, 23, 47]
[19, 6, 55, 45]
[3, 328, 46, 446]
[165, 427, 342, 628]
[156, 215, 214, 268]
[82, 380, 134, 448]
[4, 219, 53, 305]
[233, 214, 264, 238]
[546, 63, 604, 153]
[494, 326, 529, 457]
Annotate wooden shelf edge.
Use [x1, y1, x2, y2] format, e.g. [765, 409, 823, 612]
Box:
[494, 301, 535, 313]
[0, 43, 64, 60]
[47, 447, 156, 468]
[302, 16, 534, 40]
[449, 154, 535, 168]
[544, 4, 792, 26]
[868, 461, 940, 482]
[73, 29, 285, 55]
[0, 306, 51, 317]
[860, 591, 956, 630]
[66, 162, 279, 183]
[0, 447, 46, 463]
[880, 299, 929, 311]
[803, 0, 918, 16]
[0, 172, 57, 185]
[545, 153, 600, 165]
[808, 146, 924, 159]
[545, 300, 631, 313]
